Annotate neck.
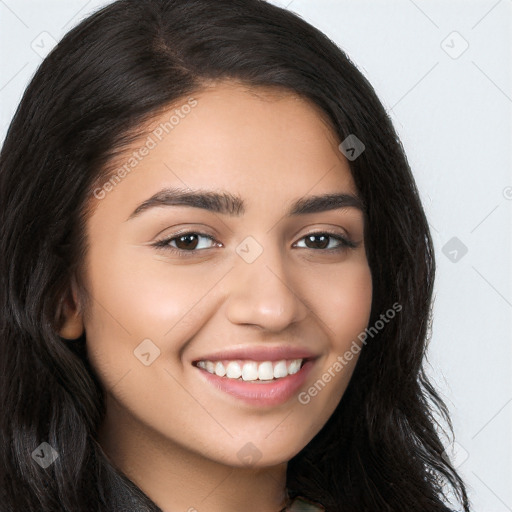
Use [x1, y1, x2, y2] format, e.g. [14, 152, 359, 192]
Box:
[97, 393, 289, 512]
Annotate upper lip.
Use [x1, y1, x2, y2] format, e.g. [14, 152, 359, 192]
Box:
[192, 345, 319, 363]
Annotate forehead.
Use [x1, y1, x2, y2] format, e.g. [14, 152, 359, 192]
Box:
[89, 81, 358, 221]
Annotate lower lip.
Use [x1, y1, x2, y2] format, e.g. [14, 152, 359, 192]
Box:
[195, 359, 315, 407]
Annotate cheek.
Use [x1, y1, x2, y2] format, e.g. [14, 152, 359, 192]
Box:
[293, 261, 372, 428]
[81, 256, 221, 441]
[316, 259, 373, 345]
[83, 243, 216, 338]
[80, 245, 219, 390]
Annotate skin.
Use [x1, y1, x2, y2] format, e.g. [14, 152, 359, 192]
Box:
[60, 81, 373, 512]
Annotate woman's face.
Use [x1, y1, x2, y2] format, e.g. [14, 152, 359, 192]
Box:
[75, 81, 372, 467]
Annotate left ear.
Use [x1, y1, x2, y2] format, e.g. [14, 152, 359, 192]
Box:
[56, 279, 84, 340]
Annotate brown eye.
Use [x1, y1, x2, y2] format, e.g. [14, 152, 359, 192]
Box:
[174, 233, 200, 250]
[295, 232, 357, 251]
[304, 234, 330, 250]
[153, 232, 219, 255]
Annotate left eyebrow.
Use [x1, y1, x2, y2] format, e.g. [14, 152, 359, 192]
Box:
[290, 192, 364, 215]
[126, 186, 365, 221]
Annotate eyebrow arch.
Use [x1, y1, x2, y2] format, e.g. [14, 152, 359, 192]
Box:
[126, 187, 365, 221]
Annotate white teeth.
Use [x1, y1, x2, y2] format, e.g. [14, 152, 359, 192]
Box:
[226, 361, 242, 379]
[196, 358, 304, 381]
[214, 361, 226, 377]
[288, 359, 301, 375]
[273, 360, 288, 379]
[258, 361, 274, 380]
[241, 361, 258, 381]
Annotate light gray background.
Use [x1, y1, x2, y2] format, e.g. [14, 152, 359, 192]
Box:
[1, 1, 511, 510]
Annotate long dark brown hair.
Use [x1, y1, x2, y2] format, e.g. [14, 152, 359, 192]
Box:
[0, 0, 470, 510]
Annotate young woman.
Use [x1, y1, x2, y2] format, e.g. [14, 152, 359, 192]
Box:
[0, 0, 470, 511]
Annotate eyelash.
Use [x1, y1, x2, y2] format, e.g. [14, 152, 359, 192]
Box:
[152, 230, 358, 257]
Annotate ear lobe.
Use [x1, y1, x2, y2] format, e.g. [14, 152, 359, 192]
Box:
[59, 305, 84, 340]
[57, 283, 84, 340]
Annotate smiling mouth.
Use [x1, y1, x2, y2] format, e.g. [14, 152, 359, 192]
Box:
[193, 358, 308, 382]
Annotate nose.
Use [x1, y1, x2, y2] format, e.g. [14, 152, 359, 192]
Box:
[224, 240, 309, 332]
